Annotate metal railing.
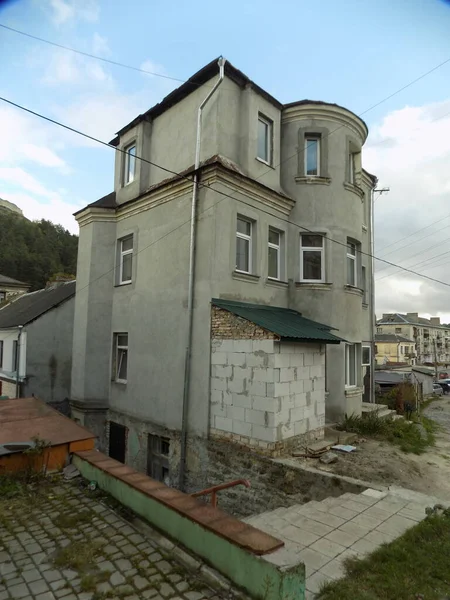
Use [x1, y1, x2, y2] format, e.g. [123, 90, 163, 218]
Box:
[191, 479, 251, 508]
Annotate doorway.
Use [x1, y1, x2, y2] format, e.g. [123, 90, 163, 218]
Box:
[109, 421, 126, 463]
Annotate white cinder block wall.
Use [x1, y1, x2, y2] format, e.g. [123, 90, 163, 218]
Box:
[210, 339, 326, 450]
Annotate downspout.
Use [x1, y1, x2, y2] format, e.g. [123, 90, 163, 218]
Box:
[15, 325, 23, 398]
[179, 57, 226, 491]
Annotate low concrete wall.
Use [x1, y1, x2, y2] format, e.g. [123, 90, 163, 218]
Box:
[73, 450, 305, 600]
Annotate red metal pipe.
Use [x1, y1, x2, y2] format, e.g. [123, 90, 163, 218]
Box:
[191, 479, 251, 508]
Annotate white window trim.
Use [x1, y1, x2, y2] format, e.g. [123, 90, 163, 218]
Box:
[236, 218, 253, 274]
[347, 242, 357, 287]
[119, 236, 133, 284]
[304, 137, 320, 176]
[124, 143, 136, 185]
[257, 114, 272, 165]
[362, 345, 371, 367]
[300, 235, 325, 283]
[115, 334, 128, 383]
[345, 343, 358, 388]
[268, 229, 281, 280]
[349, 152, 356, 184]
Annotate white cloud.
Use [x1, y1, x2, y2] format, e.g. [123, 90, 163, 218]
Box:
[0, 167, 60, 199]
[140, 59, 167, 78]
[366, 99, 450, 319]
[4, 191, 81, 233]
[49, 0, 99, 26]
[92, 33, 110, 57]
[42, 49, 112, 87]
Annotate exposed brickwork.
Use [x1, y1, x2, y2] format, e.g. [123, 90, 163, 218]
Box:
[211, 306, 277, 340]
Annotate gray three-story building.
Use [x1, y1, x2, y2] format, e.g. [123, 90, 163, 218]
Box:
[70, 58, 376, 488]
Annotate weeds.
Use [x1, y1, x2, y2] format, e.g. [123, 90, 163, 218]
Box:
[338, 412, 436, 454]
[52, 539, 105, 571]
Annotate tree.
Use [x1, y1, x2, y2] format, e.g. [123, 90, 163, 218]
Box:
[0, 211, 78, 290]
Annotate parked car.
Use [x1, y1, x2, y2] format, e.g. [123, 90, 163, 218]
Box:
[433, 383, 444, 396]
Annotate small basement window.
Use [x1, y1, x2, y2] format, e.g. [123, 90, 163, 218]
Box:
[148, 434, 170, 484]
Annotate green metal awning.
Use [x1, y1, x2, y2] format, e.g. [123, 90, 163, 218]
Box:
[212, 298, 343, 344]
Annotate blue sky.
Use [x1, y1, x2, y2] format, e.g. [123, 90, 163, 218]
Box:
[1, 0, 450, 316]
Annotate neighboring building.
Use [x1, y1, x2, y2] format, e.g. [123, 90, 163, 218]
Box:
[0, 281, 75, 401]
[375, 333, 416, 365]
[377, 313, 450, 365]
[70, 58, 377, 488]
[0, 274, 30, 304]
[375, 365, 433, 398]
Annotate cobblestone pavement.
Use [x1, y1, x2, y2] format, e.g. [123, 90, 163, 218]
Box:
[0, 479, 239, 600]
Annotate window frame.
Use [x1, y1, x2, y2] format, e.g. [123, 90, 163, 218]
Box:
[114, 333, 128, 384]
[362, 345, 371, 367]
[236, 217, 253, 274]
[257, 114, 273, 165]
[148, 434, 170, 484]
[304, 136, 320, 176]
[268, 228, 281, 280]
[0, 292, 5, 303]
[346, 242, 357, 287]
[345, 343, 358, 388]
[0, 340, 3, 368]
[124, 142, 136, 185]
[361, 266, 367, 304]
[349, 152, 356, 184]
[118, 235, 133, 285]
[12, 340, 18, 372]
[300, 234, 325, 283]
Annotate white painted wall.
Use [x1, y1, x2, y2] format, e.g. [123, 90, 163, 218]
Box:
[0, 328, 26, 378]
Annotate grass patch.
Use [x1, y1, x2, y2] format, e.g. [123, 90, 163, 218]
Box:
[317, 514, 450, 600]
[52, 539, 104, 572]
[338, 412, 436, 454]
[54, 510, 92, 530]
[80, 570, 110, 592]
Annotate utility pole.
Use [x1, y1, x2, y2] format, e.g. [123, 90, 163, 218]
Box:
[433, 338, 438, 380]
[371, 186, 390, 402]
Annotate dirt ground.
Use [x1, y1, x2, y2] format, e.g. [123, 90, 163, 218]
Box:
[312, 398, 450, 500]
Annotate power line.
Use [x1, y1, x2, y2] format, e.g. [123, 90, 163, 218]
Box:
[377, 212, 450, 255]
[0, 23, 218, 89]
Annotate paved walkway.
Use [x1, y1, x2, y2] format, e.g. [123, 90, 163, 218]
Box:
[0, 480, 240, 600]
[244, 488, 433, 599]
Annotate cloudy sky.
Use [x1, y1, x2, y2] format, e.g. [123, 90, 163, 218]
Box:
[1, 0, 450, 318]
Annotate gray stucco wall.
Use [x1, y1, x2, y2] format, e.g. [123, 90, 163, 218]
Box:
[23, 297, 74, 403]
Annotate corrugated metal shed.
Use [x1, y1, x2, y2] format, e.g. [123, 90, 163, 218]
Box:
[212, 299, 343, 344]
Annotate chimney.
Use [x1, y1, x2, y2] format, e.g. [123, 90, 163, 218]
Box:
[430, 317, 441, 326]
[46, 276, 75, 289]
[406, 313, 419, 322]
[382, 313, 390, 320]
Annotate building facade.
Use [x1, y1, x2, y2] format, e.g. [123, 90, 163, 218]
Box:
[375, 333, 416, 365]
[377, 313, 450, 365]
[0, 274, 30, 304]
[70, 59, 376, 487]
[0, 281, 75, 401]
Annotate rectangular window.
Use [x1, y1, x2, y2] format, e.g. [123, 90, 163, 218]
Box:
[362, 266, 367, 303]
[345, 344, 357, 387]
[362, 345, 371, 366]
[0, 292, 5, 303]
[305, 137, 320, 176]
[0, 340, 3, 368]
[119, 236, 133, 284]
[268, 228, 281, 280]
[395, 327, 402, 334]
[124, 143, 136, 185]
[114, 333, 128, 383]
[349, 152, 355, 184]
[148, 434, 170, 484]
[347, 242, 357, 286]
[257, 115, 272, 164]
[377, 327, 382, 333]
[12, 340, 18, 371]
[236, 217, 252, 273]
[300, 234, 324, 282]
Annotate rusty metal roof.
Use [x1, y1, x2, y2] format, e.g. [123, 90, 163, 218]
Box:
[0, 397, 95, 446]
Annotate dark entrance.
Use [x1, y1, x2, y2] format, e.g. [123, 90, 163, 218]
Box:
[109, 421, 126, 463]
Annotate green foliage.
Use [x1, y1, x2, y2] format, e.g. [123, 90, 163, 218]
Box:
[338, 413, 435, 454]
[317, 513, 450, 600]
[0, 211, 78, 290]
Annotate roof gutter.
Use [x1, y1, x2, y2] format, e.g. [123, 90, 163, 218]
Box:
[179, 57, 226, 491]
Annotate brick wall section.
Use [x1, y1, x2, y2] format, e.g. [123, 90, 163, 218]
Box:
[211, 310, 326, 455]
[211, 306, 277, 339]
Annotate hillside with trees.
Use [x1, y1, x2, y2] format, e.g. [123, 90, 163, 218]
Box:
[0, 209, 78, 291]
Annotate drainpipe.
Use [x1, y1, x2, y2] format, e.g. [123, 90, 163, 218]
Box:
[179, 57, 226, 491]
[15, 325, 23, 398]
[370, 188, 376, 403]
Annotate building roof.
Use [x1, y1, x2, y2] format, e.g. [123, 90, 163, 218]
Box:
[0, 281, 76, 328]
[0, 397, 95, 450]
[0, 274, 29, 288]
[212, 298, 343, 344]
[375, 333, 414, 343]
[109, 57, 367, 146]
[377, 313, 448, 329]
[86, 191, 116, 210]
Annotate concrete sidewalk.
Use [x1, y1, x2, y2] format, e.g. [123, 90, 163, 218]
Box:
[245, 488, 434, 599]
